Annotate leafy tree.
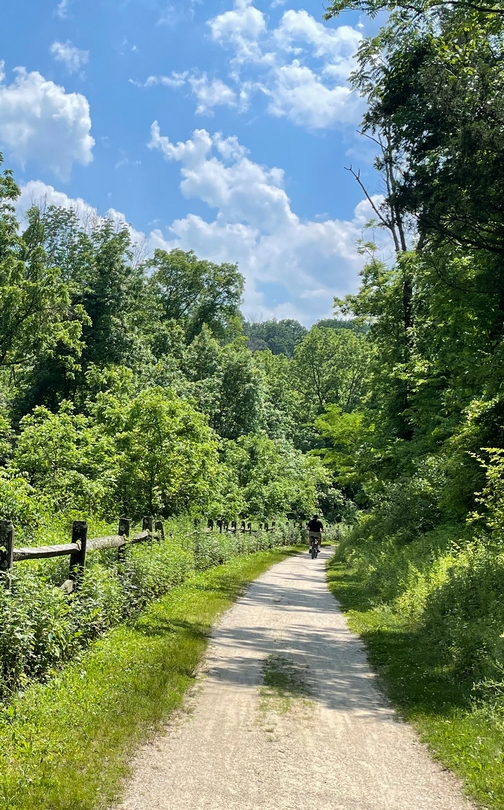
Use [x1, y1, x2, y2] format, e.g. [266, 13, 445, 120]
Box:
[181, 333, 264, 441]
[244, 319, 307, 357]
[79, 221, 150, 372]
[147, 249, 244, 342]
[253, 349, 300, 441]
[319, 0, 504, 538]
[315, 318, 368, 334]
[291, 325, 371, 418]
[182, 325, 222, 383]
[313, 406, 369, 489]
[15, 207, 153, 413]
[211, 340, 264, 440]
[327, 0, 504, 296]
[94, 387, 220, 518]
[22, 205, 94, 295]
[0, 159, 84, 378]
[325, 0, 504, 24]
[222, 434, 328, 518]
[10, 403, 116, 515]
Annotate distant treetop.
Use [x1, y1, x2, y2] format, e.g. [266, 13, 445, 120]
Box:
[244, 318, 366, 356]
[243, 319, 308, 357]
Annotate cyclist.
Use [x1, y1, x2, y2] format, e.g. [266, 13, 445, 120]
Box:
[307, 514, 323, 554]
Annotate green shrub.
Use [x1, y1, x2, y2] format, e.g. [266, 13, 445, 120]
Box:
[0, 571, 73, 699]
[122, 541, 193, 604]
[0, 471, 46, 543]
[364, 455, 447, 546]
[423, 543, 504, 677]
[0, 521, 302, 702]
[335, 513, 504, 681]
[70, 563, 129, 643]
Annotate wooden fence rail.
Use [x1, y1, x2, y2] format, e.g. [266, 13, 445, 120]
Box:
[206, 519, 276, 534]
[0, 516, 284, 591]
[0, 516, 164, 592]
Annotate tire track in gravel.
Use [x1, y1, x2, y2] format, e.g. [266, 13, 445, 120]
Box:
[116, 547, 474, 810]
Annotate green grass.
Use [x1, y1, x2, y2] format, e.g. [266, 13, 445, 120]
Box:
[0, 547, 299, 810]
[259, 653, 314, 718]
[327, 559, 504, 810]
[261, 652, 312, 697]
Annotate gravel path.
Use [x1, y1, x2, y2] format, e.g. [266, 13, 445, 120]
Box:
[116, 547, 474, 810]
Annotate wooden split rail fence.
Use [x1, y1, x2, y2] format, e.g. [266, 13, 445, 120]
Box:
[0, 516, 281, 591]
[0, 517, 164, 592]
[206, 519, 277, 534]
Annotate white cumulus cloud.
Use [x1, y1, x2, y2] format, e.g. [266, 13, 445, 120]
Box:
[274, 11, 360, 65]
[55, 0, 71, 18]
[130, 70, 240, 115]
[129, 2, 363, 130]
[149, 122, 294, 232]
[209, 0, 268, 65]
[15, 131, 385, 325]
[0, 63, 94, 180]
[148, 124, 376, 322]
[188, 74, 237, 115]
[50, 41, 89, 74]
[265, 61, 361, 128]
[205, 1, 363, 130]
[130, 72, 188, 88]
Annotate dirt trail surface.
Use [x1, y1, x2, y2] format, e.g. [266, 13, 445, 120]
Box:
[117, 548, 474, 810]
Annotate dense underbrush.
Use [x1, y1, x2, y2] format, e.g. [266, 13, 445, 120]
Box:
[329, 513, 504, 807]
[0, 519, 300, 702]
[334, 519, 504, 682]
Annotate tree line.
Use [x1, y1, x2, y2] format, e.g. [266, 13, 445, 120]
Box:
[317, 0, 504, 533]
[0, 162, 371, 543]
[318, 0, 504, 693]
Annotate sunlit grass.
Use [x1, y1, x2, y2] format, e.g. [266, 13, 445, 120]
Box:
[0, 547, 299, 810]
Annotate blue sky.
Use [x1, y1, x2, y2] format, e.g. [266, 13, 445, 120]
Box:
[0, 0, 384, 324]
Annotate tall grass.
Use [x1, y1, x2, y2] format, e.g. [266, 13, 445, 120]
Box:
[329, 519, 504, 808]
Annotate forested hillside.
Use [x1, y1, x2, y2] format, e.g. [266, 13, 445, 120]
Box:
[0, 160, 374, 540]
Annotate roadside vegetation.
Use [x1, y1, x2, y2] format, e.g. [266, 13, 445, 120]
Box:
[327, 530, 504, 809]
[0, 521, 299, 702]
[319, 1, 504, 806]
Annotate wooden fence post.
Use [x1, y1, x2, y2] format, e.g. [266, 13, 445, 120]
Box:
[217, 519, 223, 534]
[69, 521, 88, 583]
[118, 517, 130, 561]
[240, 520, 245, 533]
[247, 522, 252, 534]
[0, 520, 14, 589]
[142, 516, 153, 542]
[154, 520, 164, 542]
[207, 518, 214, 531]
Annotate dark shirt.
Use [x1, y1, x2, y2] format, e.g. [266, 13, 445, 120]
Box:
[308, 519, 323, 532]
